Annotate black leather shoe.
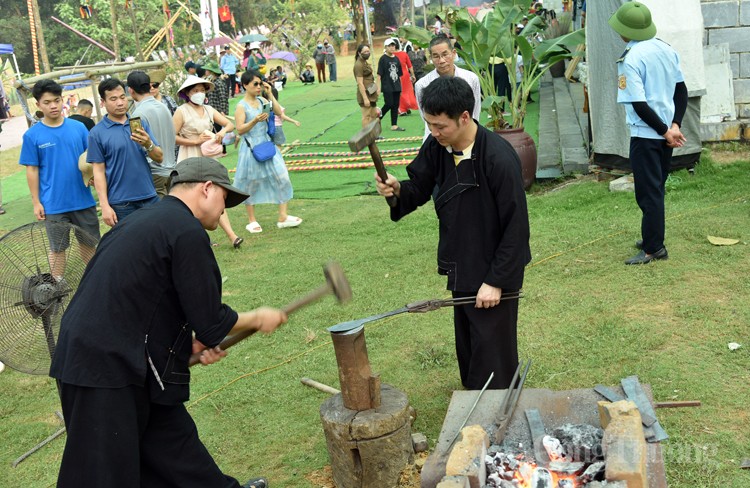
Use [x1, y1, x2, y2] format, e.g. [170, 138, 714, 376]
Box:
[625, 247, 668, 265]
[635, 239, 643, 250]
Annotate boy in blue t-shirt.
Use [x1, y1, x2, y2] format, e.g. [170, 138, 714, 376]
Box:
[19, 80, 100, 278]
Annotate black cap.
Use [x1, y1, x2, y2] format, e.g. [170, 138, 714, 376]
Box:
[170, 157, 249, 208]
[126, 70, 151, 93]
[223, 45, 230, 50]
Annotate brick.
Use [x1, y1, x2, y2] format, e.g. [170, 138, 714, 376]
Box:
[737, 103, 750, 118]
[437, 475, 470, 488]
[731, 52, 741, 78]
[741, 0, 750, 24]
[740, 53, 750, 77]
[445, 425, 489, 488]
[598, 400, 648, 488]
[701, 1, 740, 27]
[708, 26, 750, 52]
[700, 120, 743, 141]
[734, 78, 750, 102]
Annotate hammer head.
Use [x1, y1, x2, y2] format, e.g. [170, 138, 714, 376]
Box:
[323, 261, 353, 304]
[348, 120, 382, 152]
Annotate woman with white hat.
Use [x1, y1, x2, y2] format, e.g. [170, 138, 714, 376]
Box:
[173, 75, 244, 249]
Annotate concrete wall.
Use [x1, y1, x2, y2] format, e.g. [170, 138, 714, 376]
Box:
[701, 0, 750, 140]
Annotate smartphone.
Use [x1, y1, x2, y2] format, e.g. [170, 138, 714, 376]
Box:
[261, 102, 272, 114]
[130, 116, 143, 134]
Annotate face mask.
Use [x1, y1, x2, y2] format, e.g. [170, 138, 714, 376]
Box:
[318, 44, 323, 49]
[190, 92, 206, 105]
[361, 53, 371, 60]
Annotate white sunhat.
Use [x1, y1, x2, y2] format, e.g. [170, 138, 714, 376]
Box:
[177, 75, 215, 95]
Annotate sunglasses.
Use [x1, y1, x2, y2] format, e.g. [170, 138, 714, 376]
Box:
[151, 82, 160, 88]
[251, 81, 262, 86]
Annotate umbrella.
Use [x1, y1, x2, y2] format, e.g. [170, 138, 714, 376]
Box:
[268, 51, 297, 62]
[238, 33, 269, 44]
[205, 36, 233, 47]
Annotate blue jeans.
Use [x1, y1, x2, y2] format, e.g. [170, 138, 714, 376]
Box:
[111, 195, 160, 222]
[328, 62, 337, 82]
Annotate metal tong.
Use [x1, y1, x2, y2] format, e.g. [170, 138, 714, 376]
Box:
[406, 291, 524, 313]
[327, 291, 524, 333]
[493, 358, 532, 444]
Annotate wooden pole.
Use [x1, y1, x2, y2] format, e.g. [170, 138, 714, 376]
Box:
[26, 0, 40, 75]
[109, 0, 121, 60]
[129, 2, 145, 61]
[31, 0, 51, 73]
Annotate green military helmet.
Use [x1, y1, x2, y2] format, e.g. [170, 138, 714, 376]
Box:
[203, 61, 223, 76]
[608, 1, 657, 41]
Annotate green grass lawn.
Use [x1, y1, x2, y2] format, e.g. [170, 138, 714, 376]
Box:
[0, 68, 748, 487]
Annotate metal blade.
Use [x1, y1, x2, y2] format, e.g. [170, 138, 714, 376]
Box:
[327, 307, 408, 333]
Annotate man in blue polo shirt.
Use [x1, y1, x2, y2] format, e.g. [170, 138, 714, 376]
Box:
[89, 78, 163, 226]
[609, 2, 687, 265]
[19, 79, 99, 278]
[219, 45, 239, 97]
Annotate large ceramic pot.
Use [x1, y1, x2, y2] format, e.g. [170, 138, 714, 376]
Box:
[496, 127, 537, 190]
[549, 60, 566, 78]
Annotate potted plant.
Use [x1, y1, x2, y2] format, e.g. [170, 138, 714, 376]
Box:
[429, 0, 584, 188]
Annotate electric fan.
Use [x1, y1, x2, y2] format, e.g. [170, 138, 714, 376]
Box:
[0, 221, 94, 375]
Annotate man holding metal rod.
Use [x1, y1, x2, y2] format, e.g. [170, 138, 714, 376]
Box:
[375, 76, 531, 390]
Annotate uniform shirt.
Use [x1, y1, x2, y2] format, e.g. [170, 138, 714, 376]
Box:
[88, 114, 159, 204]
[50, 196, 238, 405]
[19, 118, 95, 214]
[132, 96, 176, 177]
[415, 66, 482, 139]
[616, 39, 684, 140]
[377, 54, 403, 93]
[220, 53, 239, 75]
[392, 124, 531, 292]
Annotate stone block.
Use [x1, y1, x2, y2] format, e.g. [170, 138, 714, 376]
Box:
[738, 103, 750, 118]
[708, 26, 750, 53]
[608, 175, 635, 192]
[562, 147, 590, 174]
[598, 400, 648, 488]
[437, 475, 470, 488]
[700, 120, 743, 141]
[743, 124, 750, 139]
[730, 53, 740, 78]
[445, 425, 489, 488]
[740, 53, 750, 78]
[412, 432, 428, 453]
[734, 78, 750, 103]
[742, 0, 750, 24]
[701, 1, 739, 28]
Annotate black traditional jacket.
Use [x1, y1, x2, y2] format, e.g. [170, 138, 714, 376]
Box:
[391, 124, 531, 292]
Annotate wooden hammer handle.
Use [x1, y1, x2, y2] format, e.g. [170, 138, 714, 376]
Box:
[368, 143, 398, 208]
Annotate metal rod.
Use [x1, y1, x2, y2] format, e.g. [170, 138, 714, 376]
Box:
[506, 359, 532, 415]
[499, 361, 524, 414]
[447, 372, 494, 449]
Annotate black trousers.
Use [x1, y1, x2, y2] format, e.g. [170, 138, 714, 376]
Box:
[630, 137, 673, 254]
[225, 76, 236, 97]
[57, 383, 241, 488]
[452, 290, 520, 390]
[381, 90, 402, 127]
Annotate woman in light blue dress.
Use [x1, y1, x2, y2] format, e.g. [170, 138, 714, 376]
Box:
[234, 70, 302, 233]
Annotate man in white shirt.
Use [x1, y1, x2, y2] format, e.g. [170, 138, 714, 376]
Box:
[414, 35, 482, 140]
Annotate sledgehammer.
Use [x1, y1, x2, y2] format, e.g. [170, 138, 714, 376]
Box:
[348, 120, 398, 207]
[189, 261, 352, 366]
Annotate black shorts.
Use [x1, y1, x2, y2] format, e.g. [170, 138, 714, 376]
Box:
[45, 207, 100, 252]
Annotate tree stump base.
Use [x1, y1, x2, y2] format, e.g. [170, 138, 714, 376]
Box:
[320, 384, 414, 488]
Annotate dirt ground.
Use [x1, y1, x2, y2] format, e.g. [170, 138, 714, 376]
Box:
[304, 452, 428, 488]
[709, 147, 750, 165]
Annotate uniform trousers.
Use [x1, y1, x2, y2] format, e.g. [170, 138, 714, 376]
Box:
[452, 290, 520, 390]
[57, 382, 242, 488]
[630, 137, 673, 254]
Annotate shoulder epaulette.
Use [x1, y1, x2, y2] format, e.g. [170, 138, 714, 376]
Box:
[616, 46, 631, 63]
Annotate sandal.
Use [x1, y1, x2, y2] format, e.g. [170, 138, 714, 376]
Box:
[233, 237, 244, 249]
[243, 478, 268, 488]
[391, 126, 405, 131]
[245, 222, 263, 233]
[277, 215, 302, 229]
